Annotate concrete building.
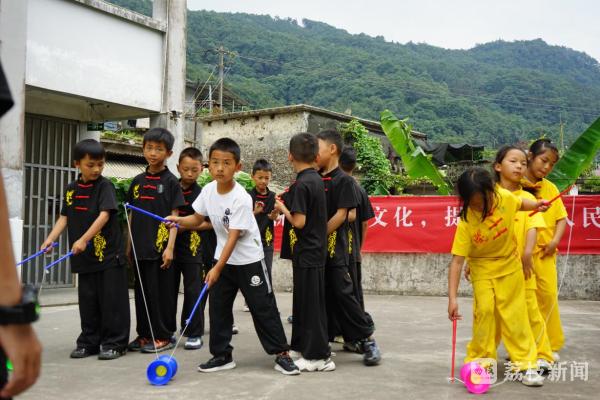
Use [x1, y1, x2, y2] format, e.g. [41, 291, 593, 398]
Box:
[0, 0, 187, 287]
[193, 104, 427, 186]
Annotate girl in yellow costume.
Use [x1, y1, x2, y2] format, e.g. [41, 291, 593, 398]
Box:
[492, 145, 554, 370]
[521, 139, 568, 362]
[448, 167, 549, 387]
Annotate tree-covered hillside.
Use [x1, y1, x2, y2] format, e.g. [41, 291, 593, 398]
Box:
[111, 0, 600, 148]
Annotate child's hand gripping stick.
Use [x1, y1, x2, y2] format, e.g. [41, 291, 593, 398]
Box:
[17, 242, 58, 266]
[43, 242, 90, 271]
[125, 203, 180, 228]
[528, 184, 574, 216]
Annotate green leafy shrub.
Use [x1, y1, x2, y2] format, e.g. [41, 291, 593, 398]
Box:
[338, 120, 392, 195]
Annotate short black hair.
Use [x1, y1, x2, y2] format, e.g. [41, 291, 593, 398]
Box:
[316, 129, 344, 156]
[289, 132, 319, 163]
[74, 139, 106, 162]
[209, 138, 241, 163]
[339, 145, 357, 172]
[252, 159, 272, 174]
[457, 167, 498, 223]
[143, 127, 175, 151]
[179, 147, 203, 163]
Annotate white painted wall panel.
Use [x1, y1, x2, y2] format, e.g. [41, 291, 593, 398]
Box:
[26, 0, 164, 111]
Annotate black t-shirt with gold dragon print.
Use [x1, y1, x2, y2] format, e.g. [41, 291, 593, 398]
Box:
[60, 175, 124, 273]
[175, 181, 203, 262]
[248, 187, 276, 251]
[125, 166, 186, 260]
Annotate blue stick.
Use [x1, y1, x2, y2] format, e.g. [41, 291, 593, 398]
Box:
[43, 242, 90, 271]
[125, 203, 180, 228]
[186, 282, 210, 325]
[17, 242, 58, 266]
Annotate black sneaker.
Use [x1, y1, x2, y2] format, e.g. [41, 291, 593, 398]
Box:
[98, 349, 126, 360]
[70, 347, 98, 359]
[198, 354, 236, 373]
[128, 336, 150, 352]
[343, 341, 364, 355]
[274, 351, 301, 375]
[361, 338, 381, 366]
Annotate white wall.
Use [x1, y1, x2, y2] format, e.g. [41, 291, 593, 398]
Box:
[0, 0, 29, 219]
[26, 0, 164, 111]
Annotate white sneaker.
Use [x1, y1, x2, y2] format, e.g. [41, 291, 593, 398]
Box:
[521, 369, 544, 387]
[242, 304, 250, 312]
[232, 325, 239, 335]
[289, 350, 302, 359]
[553, 352, 561, 362]
[294, 357, 336, 372]
[537, 358, 552, 371]
[184, 336, 203, 350]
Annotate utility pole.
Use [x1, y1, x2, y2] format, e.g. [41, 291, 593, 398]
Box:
[219, 46, 224, 110]
[559, 114, 565, 153]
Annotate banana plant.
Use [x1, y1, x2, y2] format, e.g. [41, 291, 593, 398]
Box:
[547, 116, 600, 192]
[380, 110, 452, 195]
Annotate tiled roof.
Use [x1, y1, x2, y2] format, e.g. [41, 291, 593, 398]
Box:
[104, 159, 146, 180]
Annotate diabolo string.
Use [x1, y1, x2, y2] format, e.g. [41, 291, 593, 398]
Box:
[124, 204, 159, 359]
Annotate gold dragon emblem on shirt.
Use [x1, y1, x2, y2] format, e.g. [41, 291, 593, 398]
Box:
[265, 226, 273, 247]
[66, 190, 74, 206]
[328, 231, 337, 258]
[93, 231, 106, 262]
[156, 223, 169, 252]
[190, 231, 201, 257]
[133, 184, 140, 199]
[289, 228, 297, 254]
[348, 230, 353, 255]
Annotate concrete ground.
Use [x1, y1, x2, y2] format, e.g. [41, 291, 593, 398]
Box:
[18, 289, 600, 400]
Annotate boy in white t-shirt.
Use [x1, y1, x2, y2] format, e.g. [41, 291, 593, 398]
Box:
[165, 138, 299, 376]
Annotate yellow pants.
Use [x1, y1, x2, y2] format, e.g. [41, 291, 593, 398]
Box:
[493, 272, 554, 362]
[466, 270, 537, 370]
[533, 252, 564, 352]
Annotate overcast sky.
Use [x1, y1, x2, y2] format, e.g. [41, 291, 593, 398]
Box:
[187, 0, 600, 62]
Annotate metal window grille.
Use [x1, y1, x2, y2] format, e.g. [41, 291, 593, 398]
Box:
[22, 114, 79, 287]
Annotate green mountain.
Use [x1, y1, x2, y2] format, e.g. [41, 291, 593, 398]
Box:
[110, 0, 600, 148]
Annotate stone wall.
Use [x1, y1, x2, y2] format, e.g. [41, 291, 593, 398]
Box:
[200, 111, 309, 186]
[271, 252, 600, 300]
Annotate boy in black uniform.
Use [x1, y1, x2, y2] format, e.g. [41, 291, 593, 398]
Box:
[173, 147, 205, 350]
[316, 129, 381, 366]
[275, 133, 334, 372]
[278, 176, 296, 325]
[339, 146, 376, 337]
[245, 159, 280, 313]
[41, 139, 130, 360]
[126, 128, 186, 353]
[165, 138, 299, 375]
